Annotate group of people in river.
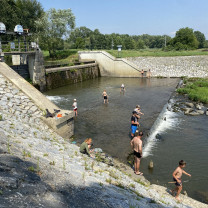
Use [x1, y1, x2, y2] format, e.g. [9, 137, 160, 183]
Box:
[130, 105, 144, 175]
[75, 81, 191, 202]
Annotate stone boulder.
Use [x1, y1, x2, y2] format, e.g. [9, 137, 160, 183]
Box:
[206, 109, 208, 116]
[184, 108, 194, 115]
[189, 112, 201, 116]
[185, 102, 194, 108]
[196, 110, 205, 115]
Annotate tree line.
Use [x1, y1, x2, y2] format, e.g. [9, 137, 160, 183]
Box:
[0, 0, 208, 57]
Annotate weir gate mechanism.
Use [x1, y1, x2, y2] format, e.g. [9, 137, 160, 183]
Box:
[0, 22, 46, 91]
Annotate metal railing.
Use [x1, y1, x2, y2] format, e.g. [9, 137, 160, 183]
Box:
[0, 41, 38, 53]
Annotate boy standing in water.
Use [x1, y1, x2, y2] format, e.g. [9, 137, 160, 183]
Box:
[72, 98, 78, 116]
[120, 83, 125, 94]
[172, 160, 191, 201]
[130, 131, 143, 175]
[102, 90, 108, 104]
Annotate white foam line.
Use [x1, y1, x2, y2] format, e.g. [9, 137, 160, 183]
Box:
[142, 103, 179, 158]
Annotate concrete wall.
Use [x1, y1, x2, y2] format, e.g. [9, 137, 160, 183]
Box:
[79, 51, 142, 77]
[0, 62, 74, 139]
[127, 56, 208, 78]
[46, 63, 100, 90]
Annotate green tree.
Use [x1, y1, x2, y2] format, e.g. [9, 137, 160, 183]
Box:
[171, 27, 199, 50]
[15, 0, 44, 33]
[136, 39, 145, 49]
[35, 8, 75, 56]
[0, 0, 19, 31]
[194, 31, 206, 48]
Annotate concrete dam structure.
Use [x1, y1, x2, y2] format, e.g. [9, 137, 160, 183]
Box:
[79, 51, 143, 77]
[0, 62, 74, 139]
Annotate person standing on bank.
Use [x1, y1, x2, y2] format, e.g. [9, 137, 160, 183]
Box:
[102, 90, 108, 104]
[72, 98, 78, 116]
[130, 131, 143, 175]
[131, 111, 139, 138]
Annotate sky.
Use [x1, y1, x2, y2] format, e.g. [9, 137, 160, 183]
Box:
[40, 0, 208, 38]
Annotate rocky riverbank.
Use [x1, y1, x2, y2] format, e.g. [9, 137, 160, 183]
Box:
[127, 56, 208, 78]
[0, 73, 207, 208]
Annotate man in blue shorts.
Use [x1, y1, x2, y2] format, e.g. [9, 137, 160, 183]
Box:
[131, 111, 139, 138]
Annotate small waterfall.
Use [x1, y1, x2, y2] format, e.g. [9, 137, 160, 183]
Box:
[142, 99, 179, 158]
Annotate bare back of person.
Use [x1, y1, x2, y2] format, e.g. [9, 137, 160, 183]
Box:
[132, 137, 142, 153]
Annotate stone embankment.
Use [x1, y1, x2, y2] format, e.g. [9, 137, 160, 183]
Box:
[127, 56, 208, 78]
[0, 73, 208, 208]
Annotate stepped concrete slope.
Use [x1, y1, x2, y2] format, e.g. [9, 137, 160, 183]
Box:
[79, 51, 142, 77]
[0, 62, 74, 139]
[0, 69, 207, 207]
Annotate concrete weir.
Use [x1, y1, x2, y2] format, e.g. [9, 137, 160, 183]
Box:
[0, 62, 74, 139]
[79, 51, 144, 77]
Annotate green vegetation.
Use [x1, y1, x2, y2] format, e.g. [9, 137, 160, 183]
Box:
[177, 78, 208, 103]
[28, 166, 35, 172]
[49, 161, 55, 165]
[106, 178, 112, 184]
[23, 150, 31, 158]
[1, 1, 208, 57]
[107, 49, 208, 58]
[0, 115, 2, 121]
[43, 48, 208, 67]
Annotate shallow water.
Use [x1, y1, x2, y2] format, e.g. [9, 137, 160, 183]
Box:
[45, 77, 208, 203]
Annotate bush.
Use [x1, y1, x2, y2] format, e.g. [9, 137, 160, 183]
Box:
[50, 50, 78, 59]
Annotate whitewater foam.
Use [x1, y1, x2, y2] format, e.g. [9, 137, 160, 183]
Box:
[142, 103, 180, 158]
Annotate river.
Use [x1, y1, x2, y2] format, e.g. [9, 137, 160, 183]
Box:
[45, 77, 208, 204]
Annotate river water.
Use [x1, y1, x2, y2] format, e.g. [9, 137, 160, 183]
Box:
[45, 77, 208, 204]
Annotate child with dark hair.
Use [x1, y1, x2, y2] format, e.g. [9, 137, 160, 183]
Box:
[172, 160, 191, 201]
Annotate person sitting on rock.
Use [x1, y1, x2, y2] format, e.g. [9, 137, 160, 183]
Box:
[80, 138, 93, 157]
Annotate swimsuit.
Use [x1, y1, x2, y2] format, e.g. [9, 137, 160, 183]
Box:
[134, 150, 141, 158]
[131, 125, 137, 134]
[173, 178, 182, 186]
[104, 96, 107, 100]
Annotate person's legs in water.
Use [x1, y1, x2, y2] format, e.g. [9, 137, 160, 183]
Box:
[131, 125, 137, 138]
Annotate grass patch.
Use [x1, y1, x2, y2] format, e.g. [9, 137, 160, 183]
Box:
[107, 49, 208, 58]
[134, 178, 149, 187]
[177, 78, 208, 103]
[106, 178, 112, 184]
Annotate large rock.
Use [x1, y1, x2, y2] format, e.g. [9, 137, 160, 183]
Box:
[184, 108, 194, 115]
[189, 112, 201, 116]
[196, 110, 205, 115]
[185, 102, 194, 108]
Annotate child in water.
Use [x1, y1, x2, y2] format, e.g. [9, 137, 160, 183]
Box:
[102, 90, 108, 103]
[72, 98, 78, 116]
[172, 160, 191, 201]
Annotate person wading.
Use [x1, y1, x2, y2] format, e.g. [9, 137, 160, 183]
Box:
[130, 131, 143, 175]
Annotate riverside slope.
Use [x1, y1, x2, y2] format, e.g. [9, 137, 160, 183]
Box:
[0, 73, 207, 208]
